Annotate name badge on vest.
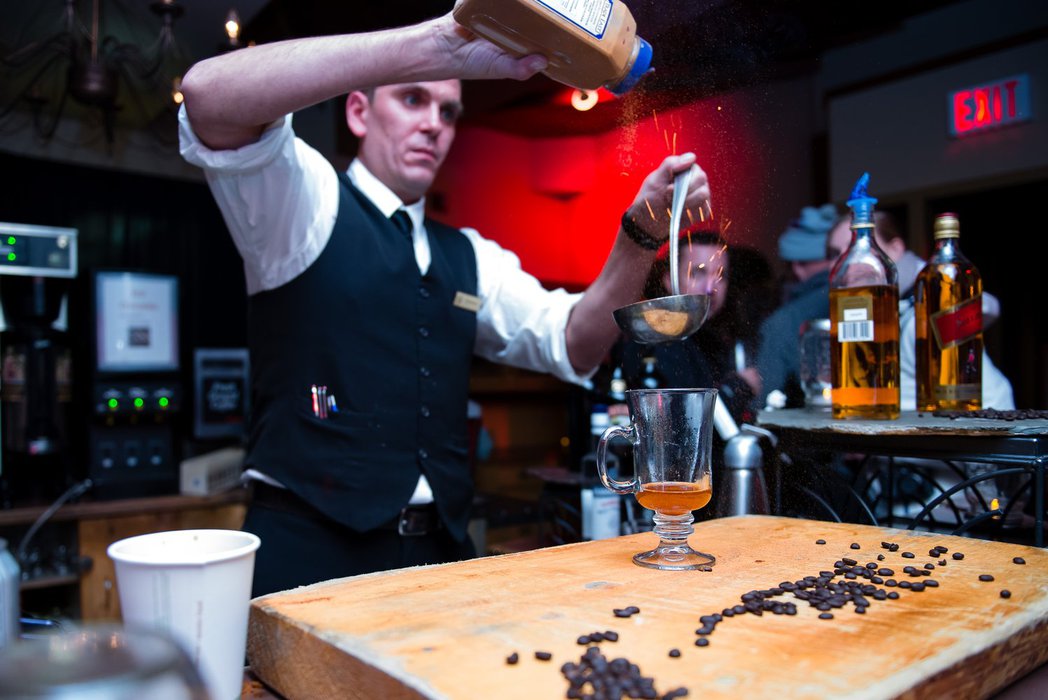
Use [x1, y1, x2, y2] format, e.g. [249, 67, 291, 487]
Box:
[453, 291, 481, 313]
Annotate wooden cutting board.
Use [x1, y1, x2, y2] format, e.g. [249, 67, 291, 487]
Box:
[247, 515, 1048, 699]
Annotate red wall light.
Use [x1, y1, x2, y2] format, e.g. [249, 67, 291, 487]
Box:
[948, 73, 1031, 137]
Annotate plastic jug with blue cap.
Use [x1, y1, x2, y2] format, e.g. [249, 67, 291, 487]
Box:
[453, 0, 653, 95]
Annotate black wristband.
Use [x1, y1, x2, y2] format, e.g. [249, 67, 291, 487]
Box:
[621, 211, 664, 251]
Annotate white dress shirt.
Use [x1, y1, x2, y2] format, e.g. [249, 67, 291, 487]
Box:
[179, 107, 592, 503]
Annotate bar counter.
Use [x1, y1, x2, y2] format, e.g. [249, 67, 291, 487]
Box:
[243, 515, 1048, 699]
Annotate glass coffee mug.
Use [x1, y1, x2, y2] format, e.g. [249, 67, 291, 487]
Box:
[596, 388, 718, 570]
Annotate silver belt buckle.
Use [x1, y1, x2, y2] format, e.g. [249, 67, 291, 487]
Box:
[397, 507, 426, 536]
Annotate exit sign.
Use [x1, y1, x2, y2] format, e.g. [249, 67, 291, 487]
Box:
[949, 74, 1032, 137]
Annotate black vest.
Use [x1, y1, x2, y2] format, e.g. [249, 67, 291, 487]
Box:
[245, 173, 478, 540]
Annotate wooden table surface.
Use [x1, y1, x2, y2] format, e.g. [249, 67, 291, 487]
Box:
[247, 515, 1048, 700]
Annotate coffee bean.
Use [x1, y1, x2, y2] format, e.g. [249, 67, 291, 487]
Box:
[887, 591, 900, 599]
[669, 648, 681, 658]
[842, 557, 857, 566]
[928, 549, 939, 557]
[816, 539, 826, 545]
[889, 544, 900, 552]
[910, 582, 926, 592]
[924, 563, 936, 570]
[1000, 590, 1012, 599]
[924, 579, 939, 587]
[885, 579, 898, 587]
[603, 631, 618, 642]
[878, 568, 894, 576]
[938, 559, 947, 566]
[1013, 557, 1026, 565]
[613, 608, 631, 618]
[850, 543, 861, 550]
[819, 612, 834, 620]
[877, 554, 886, 561]
[935, 545, 949, 553]
[535, 651, 552, 661]
[506, 652, 519, 665]
[626, 606, 640, 615]
[902, 552, 915, 559]
[898, 580, 912, 589]
[695, 638, 709, 647]
[979, 574, 995, 582]
[577, 635, 591, 645]
[953, 552, 965, 560]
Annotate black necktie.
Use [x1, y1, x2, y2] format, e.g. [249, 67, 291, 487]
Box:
[390, 210, 412, 240]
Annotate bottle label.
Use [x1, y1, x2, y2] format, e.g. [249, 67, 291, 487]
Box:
[931, 296, 982, 349]
[538, 0, 613, 38]
[835, 296, 874, 342]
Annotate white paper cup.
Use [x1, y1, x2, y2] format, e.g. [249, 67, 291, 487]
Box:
[108, 529, 260, 700]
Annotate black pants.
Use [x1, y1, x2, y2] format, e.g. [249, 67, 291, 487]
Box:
[242, 484, 475, 598]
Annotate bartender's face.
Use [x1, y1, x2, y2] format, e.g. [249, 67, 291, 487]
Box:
[346, 80, 463, 204]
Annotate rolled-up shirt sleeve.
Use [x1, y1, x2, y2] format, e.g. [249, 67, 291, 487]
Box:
[178, 105, 337, 295]
[462, 228, 594, 386]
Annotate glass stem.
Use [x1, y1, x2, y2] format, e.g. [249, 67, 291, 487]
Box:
[651, 510, 694, 547]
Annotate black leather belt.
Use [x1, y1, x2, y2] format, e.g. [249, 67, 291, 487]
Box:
[250, 481, 443, 537]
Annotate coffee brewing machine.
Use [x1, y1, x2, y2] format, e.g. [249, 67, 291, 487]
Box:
[88, 270, 182, 499]
[0, 222, 78, 507]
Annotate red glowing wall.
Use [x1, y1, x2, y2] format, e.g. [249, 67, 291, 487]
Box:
[433, 78, 815, 291]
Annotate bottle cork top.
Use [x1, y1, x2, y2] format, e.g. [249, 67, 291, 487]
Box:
[934, 212, 960, 239]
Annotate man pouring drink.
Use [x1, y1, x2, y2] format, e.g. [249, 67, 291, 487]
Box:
[178, 7, 712, 596]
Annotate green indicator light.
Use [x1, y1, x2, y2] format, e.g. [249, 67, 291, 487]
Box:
[6, 253, 14, 262]
[134, 397, 144, 408]
[107, 398, 119, 409]
[158, 397, 169, 408]
[6, 237, 14, 245]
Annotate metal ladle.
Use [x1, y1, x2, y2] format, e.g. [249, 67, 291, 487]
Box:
[613, 167, 711, 344]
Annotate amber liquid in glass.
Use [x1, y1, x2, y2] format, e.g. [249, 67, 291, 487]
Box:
[830, 284, 900, 420]
[635, 480, 712, 515]
[915, 256, 982, 412]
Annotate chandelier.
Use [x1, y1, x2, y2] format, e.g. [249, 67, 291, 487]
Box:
[0, 0, 190, 148]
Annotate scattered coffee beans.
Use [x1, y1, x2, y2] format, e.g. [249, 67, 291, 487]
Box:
[1013, 557, 1026, 565]
[979, 574, 995, 582]
[953, 552, 965, 560]
[816, 539, 826, 545]
[850, 543, 861, 550]
[535, 651, 553, 661]
[902, 552, 915, 559]
[1001, 590, 1012, 599]
[669, 648, 681, 658]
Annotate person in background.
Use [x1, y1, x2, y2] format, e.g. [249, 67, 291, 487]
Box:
[746, 204, 839, 409]
[620, 226, 774, 426]
[824, 212, 1014, 412]
[177, 10, 711, 596]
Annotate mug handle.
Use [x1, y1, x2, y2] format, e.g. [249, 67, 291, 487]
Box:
[596, 424, 637, 495]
